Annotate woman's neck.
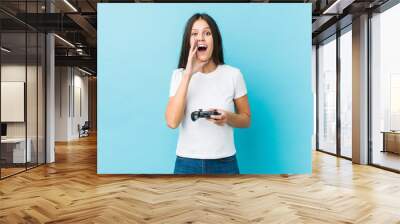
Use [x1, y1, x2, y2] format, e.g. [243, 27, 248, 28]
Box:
[201, 61, 217, 74]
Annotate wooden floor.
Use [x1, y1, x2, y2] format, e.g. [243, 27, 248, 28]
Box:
[1, 163, 45, 178]
[1, 135, 400, 224]
[0, 167, 26, 178]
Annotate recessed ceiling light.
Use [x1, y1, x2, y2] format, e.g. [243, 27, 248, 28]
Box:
[54, 34, 75, 48]
[322, 0, 354, 15]
[78, 67, 93, 76]
[63, 0, 78, 12]
[1, 47, 11, 53]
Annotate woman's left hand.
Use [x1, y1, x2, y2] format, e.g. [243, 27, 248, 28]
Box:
[207, 109, 229, 126]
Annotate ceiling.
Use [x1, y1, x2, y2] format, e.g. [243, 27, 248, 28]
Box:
[0, 0, 394, 75]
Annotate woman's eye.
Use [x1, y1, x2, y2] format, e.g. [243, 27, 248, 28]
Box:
[206, 31, 211, 36]
[191, 33, 198, 36]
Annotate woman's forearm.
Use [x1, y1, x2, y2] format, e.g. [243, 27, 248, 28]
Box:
[226, 111, 250, 128]
[166, 72, 191, 129]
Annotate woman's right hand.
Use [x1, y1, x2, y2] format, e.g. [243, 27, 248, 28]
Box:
[184, 39, 208, 77]
[167, 40, 203, 129]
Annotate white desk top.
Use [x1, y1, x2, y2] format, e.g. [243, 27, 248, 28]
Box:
[1, 138, 29, 144]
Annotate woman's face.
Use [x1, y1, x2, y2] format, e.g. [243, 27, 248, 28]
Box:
[190, 19, 214, 62]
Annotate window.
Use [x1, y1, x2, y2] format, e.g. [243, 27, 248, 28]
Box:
[317, 36, 337, 154]
[371, 2, 400, 171]
[339, 28, 352, 158]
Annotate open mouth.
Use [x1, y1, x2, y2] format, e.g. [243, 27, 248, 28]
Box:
[197, 44, 207, 52]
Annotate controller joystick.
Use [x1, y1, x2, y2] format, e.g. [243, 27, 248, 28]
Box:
[191, 109, 221, 122]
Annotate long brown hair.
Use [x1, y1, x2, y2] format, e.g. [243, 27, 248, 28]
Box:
[177, 13, 224, 69]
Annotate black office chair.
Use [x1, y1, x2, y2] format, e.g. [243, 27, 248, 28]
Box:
[79, 121, 90, 138]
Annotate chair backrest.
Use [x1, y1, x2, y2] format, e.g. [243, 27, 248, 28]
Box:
[82, 121, 90, 129]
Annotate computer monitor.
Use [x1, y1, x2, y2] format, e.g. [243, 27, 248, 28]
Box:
[1, 123, 7, 137]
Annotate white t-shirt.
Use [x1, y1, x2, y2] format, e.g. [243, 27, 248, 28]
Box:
[169, 64, 248, 159]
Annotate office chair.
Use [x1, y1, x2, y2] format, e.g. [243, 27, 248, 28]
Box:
[79, 121, 90, 138]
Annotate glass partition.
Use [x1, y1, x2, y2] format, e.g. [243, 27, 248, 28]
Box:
[1, 31, 28, 177]
[0, 1, 46, 179]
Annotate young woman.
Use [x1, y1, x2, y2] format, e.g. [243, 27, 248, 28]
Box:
[165, 13, 251, 174]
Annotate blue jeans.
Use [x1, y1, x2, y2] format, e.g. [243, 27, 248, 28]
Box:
[174, 155, 240, 174]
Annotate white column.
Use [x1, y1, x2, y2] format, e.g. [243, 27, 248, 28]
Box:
[46, 33, 55, 163]
[352, 14, 369, 164]
[312, 45, 317, 151]
[46, 1, 55, 163]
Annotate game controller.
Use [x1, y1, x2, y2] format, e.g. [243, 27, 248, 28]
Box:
[191, 109, 221, 122]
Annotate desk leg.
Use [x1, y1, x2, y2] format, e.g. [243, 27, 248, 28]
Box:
[382, 133, 386, 153]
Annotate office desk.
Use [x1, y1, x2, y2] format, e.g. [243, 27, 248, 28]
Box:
[381, 131, 400, 154]
[1, 138, 32, 163]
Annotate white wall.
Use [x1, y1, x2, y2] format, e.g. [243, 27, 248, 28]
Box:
[55, 66, 69, 141]
[1, 82, 25, 122]
[72, 73, 89, 138]
[1, 65, 26, 135]
[55, 67, 89, 141]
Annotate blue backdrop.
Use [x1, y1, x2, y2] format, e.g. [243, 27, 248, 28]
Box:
[98, 3, 312, 174]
